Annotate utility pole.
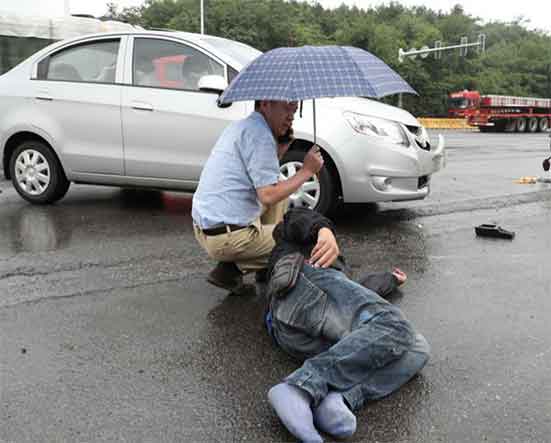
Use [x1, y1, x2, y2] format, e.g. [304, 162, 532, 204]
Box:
[200, 0, 204, 34]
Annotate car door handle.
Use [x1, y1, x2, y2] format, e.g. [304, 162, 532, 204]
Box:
[131, 101, 153, 111]
[35, 94, 53, 101]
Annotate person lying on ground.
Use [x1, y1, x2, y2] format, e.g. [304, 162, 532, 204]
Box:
[264, 207, 429, 443]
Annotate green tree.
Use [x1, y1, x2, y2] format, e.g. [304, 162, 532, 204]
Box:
[108, 0, 551, 115]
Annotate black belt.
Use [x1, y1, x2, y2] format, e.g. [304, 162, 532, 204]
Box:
[201, 224, 249, 236]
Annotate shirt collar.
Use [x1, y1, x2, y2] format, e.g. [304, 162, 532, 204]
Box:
[251, 111, 276, 142]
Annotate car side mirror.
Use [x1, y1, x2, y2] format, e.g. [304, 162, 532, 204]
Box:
[198, 75, 232, 108]
[198, 75, 227, 94]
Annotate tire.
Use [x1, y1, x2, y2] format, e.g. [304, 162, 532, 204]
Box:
[491, 120, 506, 132]
[280, 149, 336, 215]
[527, 117, 538, 133]
[515, 118, 527, 133]
[539, 117, 550, 132]
[479, 126, 494, 133]
[504, 120, 516, 132]
[9, 140, 70, 204]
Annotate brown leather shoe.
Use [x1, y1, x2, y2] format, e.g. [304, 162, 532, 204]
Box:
[207, 262, 245, 293]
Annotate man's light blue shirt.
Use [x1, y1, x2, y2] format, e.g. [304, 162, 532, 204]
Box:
[192, 111, 279, 229]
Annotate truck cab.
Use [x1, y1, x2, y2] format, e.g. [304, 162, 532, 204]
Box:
[447, 90, 480, 118]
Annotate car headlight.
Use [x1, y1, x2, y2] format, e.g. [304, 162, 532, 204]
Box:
[343, 111, 409, 146]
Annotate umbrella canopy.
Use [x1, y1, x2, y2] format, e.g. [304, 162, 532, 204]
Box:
[219, 45, 416, 104]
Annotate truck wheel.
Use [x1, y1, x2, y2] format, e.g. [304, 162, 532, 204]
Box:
[527, 117, 538, 133]
[493, 120, 506, 132]
[479, 126, 494, 133]
[9, 140, 70, 204]
[515, 118, 527, 133]
[539, 118, 550, 132]
[280, 150, 336, 215]
[505, 120, 516, 132]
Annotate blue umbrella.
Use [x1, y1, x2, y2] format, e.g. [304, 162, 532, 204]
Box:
[219, 45, 416, 102]
[218, 45, 416, 142]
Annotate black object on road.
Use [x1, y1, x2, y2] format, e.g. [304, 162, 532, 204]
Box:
[475, 223, 515, 240]
[543, 156, 550, 172]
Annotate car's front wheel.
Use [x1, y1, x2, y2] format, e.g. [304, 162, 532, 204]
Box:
[279, 150, 336, 215]
[9, 140, 70, 204]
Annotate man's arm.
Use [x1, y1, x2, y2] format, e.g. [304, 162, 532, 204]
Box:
[257, 168, 311, 206]
[257, 145, 323, 206]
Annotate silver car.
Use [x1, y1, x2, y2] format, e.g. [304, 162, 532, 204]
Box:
[0, 30, 445, 214]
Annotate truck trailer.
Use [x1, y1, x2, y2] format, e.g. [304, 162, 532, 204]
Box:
[448, 89, 551, 133]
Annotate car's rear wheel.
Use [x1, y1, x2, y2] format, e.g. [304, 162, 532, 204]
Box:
[9, 140, 70, 204]
[280, 150, 336, 215]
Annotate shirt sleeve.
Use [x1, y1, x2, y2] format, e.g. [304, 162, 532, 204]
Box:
[356, 272, 399, 299]
[240, 125, 280, 189]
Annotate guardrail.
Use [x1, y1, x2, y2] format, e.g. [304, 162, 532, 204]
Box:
[418, 118, 476, 130]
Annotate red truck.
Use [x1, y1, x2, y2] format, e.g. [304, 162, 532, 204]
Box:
[448, 90, 551, 133]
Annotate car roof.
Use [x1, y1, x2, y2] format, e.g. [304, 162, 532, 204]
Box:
[21, 29, 248, 71]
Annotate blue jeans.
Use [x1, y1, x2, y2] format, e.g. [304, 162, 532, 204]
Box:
[270, 264, 430, 410]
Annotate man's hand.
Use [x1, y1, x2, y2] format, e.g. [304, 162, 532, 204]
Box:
[257, 145, 323, 206]
[309, 227, 339, 268]
[302, 145, 324, 176]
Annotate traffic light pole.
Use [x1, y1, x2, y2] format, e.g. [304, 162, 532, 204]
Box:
[396, 35, 485, 108]
[398, 34, 486, 63]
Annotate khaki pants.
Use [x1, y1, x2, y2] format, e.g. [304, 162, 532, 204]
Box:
[194, 199, 288, 273]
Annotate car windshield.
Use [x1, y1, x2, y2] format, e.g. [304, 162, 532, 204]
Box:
[199, 36, 262, 67]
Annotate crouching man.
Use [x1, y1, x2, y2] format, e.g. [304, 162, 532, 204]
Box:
[264, 208, 430, 442]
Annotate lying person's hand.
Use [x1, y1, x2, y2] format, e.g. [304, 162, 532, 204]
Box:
[392, 268, 407, 286]
[309, 227, 339, 268]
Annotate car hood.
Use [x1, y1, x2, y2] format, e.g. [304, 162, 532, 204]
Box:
[318, 96, 420, 127]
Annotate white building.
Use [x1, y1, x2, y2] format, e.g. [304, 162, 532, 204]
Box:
[0, 12, 140, 74]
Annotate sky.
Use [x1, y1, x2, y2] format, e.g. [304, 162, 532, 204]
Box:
[1, 0, 550, 34]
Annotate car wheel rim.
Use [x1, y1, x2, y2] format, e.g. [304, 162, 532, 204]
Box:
[14, 149, 51, 195]
[280, 160, 320, 209]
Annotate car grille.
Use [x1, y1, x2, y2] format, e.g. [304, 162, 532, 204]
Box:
[416, 139, 431, 151]
[406, 125, 431, 151]
[418, 175, 429, 189]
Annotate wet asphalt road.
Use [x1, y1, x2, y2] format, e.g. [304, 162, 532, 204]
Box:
[1, 131, 551, 442]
